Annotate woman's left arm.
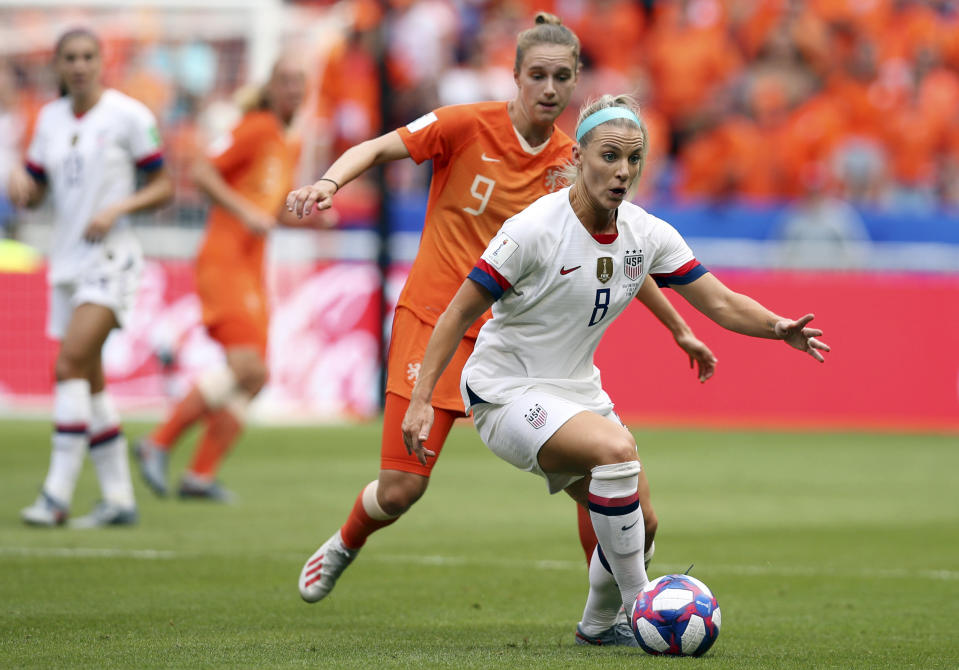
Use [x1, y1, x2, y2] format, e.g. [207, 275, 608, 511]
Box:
[635, 275, 716, 382]
[673, 272, 831, 361]
[84, 168, 174, 242]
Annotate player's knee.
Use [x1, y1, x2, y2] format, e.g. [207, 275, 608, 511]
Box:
[54, 348, 89, 381]
[377, 475, 427, 516]
[592, 434, 638, 467]
[235, 359, 268, 395]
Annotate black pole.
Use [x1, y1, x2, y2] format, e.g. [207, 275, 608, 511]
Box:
[374, 5, 392, 408]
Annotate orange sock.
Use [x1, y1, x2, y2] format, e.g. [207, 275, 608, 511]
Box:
[187, 408, 243, 478]
[577, 503, 599, 565]
[152, 386, 209, 451]
[340, 486, 399, 550]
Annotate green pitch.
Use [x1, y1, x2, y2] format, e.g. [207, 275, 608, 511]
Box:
[1, 419, 957, 669]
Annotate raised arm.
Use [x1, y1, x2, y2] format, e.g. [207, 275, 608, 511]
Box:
[672, 272, 830, 362]
[286, 130, 411, 218]
[401, 279, 496, 464]
[635, 275, 716, 382]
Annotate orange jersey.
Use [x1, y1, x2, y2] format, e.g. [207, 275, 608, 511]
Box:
[396, 101, 574, 338]
[196, 110, 298, 277]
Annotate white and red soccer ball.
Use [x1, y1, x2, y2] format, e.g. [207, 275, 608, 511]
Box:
[631, 574, 721, 656]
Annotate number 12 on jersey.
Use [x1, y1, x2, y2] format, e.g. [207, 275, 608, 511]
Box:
[463, 175, 496, 215]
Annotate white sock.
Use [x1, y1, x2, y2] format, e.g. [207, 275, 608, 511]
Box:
[42, 379, 92, 507]
[578, 544, 623, 636]
[89, 390, 135, 508]
[588, 461, 649, 613]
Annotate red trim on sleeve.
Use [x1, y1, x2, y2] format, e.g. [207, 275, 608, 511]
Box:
[476, 259, 512, 292]
[135, 151, 163, 168]
[670, 258, 701, 276]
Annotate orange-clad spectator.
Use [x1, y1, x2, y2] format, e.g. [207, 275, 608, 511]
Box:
[778, 91, 848, 197]
[882, 101, 939, 188]
[121, 60, 173, 124]
[731, 0, 788, 59]
[824, 37, 885, 141]
[807, 0, 891, 43]
[916, 66, 959, 142]
[316, 3, 382, 160]
[677, 114, 782, 201]
[785, 5, 832, 77]
[940, 13, 959, 71]
[574, 0, 647, 75]
[135, 57, 311, 501]
[644, 1, 741, 130]
[874, 0, 941, 65]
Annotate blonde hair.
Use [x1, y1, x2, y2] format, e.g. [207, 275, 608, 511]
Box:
[235, 55, 303, 114]
[514, 12, 580, 72]
[564, 94, 649, 192]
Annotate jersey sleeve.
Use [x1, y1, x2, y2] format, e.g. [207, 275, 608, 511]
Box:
[126, 100, 164, 172]
[396, 105, 474, 167]
[647, 217, 709, 287]
[207, 114, 265, 176]
[467, 218, 539, 300]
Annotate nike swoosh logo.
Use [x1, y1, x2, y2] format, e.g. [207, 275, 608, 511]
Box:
[480, 153, 500, 162]
[559, 265, 581, 275]
[621, 520, 639, 531]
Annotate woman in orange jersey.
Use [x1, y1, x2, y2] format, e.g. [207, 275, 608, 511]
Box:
[287, 13, 715, 627]
[135, 57, 307, 501]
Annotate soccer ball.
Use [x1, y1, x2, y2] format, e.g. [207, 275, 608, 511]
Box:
[631, 574, 721, 656]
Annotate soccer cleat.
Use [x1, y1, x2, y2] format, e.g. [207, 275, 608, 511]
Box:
[645, 540, 656, 569]
[298, 530, 359, 603]
[70, 501, 139, 528]
[20, 491, 69, 527]
[575, 621, 639, 647]
[134, 438, 170, 497]
[177, 473, 236, 503]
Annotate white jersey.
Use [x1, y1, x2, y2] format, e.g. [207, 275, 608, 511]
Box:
[25, 89, 163, 284]
[462, 187, 706, 413]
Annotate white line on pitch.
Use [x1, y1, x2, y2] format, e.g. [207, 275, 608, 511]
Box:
[2, 546, 956, 582]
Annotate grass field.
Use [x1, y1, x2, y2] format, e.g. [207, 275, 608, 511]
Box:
[1, 418, 957, 669]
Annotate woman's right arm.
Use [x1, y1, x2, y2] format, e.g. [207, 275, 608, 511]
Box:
[286, 130, 411, 218]
[401, 279, 495, 464]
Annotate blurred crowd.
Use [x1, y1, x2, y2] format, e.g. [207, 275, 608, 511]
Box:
[2, 0, 958, 238]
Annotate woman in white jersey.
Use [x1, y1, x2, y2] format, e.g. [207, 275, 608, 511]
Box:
[402, 94, 830, 644]
[8, 28, 173, 527]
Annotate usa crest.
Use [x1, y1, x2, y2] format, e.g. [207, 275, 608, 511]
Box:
[525, 404, 547, 429]
[624, 251, 643, 281]
[596, 257, 613, 284]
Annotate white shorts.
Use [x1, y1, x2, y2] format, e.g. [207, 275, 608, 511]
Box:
[470, 389, 623, 494]
[47, 244, 143, 340]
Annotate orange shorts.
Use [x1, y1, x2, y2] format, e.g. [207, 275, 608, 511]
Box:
[196, 264, 269, 356]
[380, 392, 459, 476]
[385, 307, 474, 412]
